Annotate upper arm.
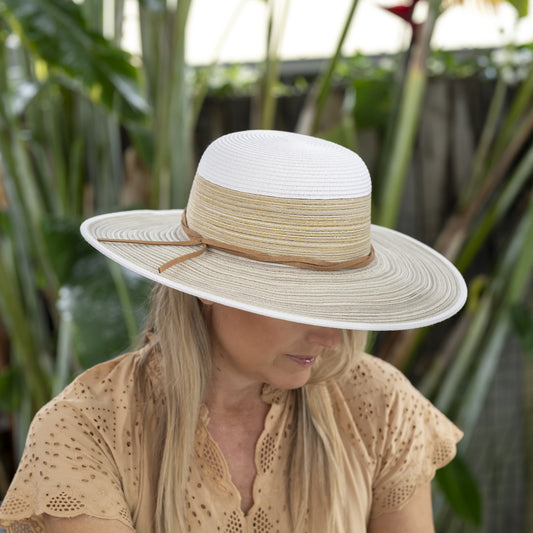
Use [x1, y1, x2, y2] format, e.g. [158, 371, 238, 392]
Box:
[367, 483, 435, 533]
[0, 362, 140, 531]
[43, 514, 135, 533]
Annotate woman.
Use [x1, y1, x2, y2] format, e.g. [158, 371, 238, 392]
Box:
[0, 130, 467, 532]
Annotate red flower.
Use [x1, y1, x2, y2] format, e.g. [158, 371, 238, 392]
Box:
[386, 3, 416, 21]
[381, 0, 422, 43]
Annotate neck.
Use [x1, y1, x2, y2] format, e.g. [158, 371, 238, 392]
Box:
[204, 368, 266, 415]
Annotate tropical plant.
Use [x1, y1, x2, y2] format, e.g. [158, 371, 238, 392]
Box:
[0, 0, 153, 473]
[356, 2, 533, 529]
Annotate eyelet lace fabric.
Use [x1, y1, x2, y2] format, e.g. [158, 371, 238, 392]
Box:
[0, 350, 462, 532]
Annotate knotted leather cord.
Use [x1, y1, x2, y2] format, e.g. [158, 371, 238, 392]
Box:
[98, 210, 375, 273]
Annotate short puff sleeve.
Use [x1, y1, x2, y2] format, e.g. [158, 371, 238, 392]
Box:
[0, 355, 139, 532]
[340, 354, 463, 518]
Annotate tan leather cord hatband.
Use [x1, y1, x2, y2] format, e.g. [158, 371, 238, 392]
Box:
[98, 210, 375, 273]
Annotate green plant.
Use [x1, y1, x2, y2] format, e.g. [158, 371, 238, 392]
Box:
[0, 0, 152, 465]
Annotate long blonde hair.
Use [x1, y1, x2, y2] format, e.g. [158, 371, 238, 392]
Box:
[136, 284, 366, 532]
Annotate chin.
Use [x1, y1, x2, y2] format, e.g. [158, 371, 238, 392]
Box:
[270, 371, 312, 391]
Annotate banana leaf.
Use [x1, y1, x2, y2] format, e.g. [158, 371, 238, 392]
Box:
[435, 454, 483, 527]
[0, 0, 150, 124]
[42, 217, 152, 372]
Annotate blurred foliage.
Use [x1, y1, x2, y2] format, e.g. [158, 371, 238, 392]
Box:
[435, 455, 483, 527]
[196, 45, 533, 99]
[510, 302, 533, 355]
[0, 0, 150, 122]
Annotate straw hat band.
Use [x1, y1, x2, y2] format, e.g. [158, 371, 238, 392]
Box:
[97, 210, 375, 273]
[187, 175, 372, 261]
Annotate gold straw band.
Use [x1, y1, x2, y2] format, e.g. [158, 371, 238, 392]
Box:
[187, 176, 371, 261]
[98, 175, 375, 273]
[98, 210, 375, 273]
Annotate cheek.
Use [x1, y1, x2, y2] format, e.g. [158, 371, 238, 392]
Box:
[209, 308, 259, 357]
[209, 308, 283, 362]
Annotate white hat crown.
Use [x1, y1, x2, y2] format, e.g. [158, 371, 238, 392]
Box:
[188, 131, 373, 265]
[197, 130, 372, 199]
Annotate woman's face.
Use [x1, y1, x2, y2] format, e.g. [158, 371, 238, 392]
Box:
[203, 302, 341, 390]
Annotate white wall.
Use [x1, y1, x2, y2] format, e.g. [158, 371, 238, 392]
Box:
[122, 0, 533, 64]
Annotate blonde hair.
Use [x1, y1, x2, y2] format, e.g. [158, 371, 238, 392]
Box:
[137, 285, 367, 532]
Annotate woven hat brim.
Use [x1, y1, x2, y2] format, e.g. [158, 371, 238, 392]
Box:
[81, 210, 467, 331]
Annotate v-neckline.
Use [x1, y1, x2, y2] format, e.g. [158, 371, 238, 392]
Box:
[198, 385, 289, 517]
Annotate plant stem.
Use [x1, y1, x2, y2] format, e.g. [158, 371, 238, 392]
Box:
[311, 0, 359, 135]
[460, 75, 507, 209]
[376, 0, 441, 228]
[0, 252, 51, 411]
[296, 0, 360, 135]
[457, 189, 533, 443]
[54, 308, 73, 396]
[456, 140, 533, 271]
[192, 0, 248, 124]
[108, 261, 138, 347]
[170, 0, 193, 208]
[432, 295, 492, 414]
[377, 65, 426, 228]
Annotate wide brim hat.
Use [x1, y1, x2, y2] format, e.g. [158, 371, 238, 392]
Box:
[81, 130, 467, 331]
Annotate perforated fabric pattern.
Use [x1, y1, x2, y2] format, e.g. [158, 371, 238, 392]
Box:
[0, 353, 142, 532]
[336, 354, 463, 518]
[0, 349, 462, 532]
[182, 387, 294, 532]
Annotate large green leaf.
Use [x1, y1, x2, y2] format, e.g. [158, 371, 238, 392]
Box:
[41, 216, 152, 369]
[0, 365, 23, 413]
[508, 0, 528, 17]
[62, 266, 151, 370]
[352, 78, 393, 130]
[435, 454, 483, 526]
[0, 0, 150, 124]
[510, 302, 533, 356]
[42, 217, 95, 286]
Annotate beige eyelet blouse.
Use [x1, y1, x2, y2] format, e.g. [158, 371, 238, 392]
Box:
[0, 348, 462, 532]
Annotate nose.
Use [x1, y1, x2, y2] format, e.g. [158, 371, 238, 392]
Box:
[306, 327, 341, 349]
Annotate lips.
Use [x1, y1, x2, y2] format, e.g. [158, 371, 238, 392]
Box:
[285, 354, 317, 367]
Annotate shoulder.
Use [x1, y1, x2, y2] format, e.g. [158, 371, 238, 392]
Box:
[331, 352, 463, 467]
[61, 350, 142, 403]
[336, 352, 419, 410]
[334, 352, 460, 439]
[0, 349, 157, 529]
[332, 353, 462, 518]
[29, 353, 133, 436]
[28, 348, 156, 462]
[48, 342, 161, 417]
